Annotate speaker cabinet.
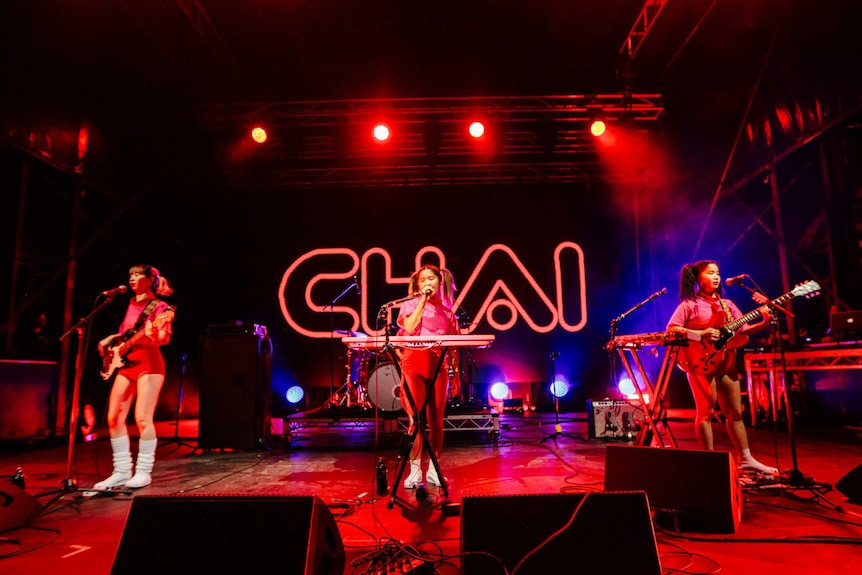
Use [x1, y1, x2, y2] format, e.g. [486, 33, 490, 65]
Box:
[0, 360, 57, 440]
[199, 332, 272, 449]
[836, 463, 862, 503]
[461, 492, 660, 575]
[604, 445, 742, 533]
[0, 481, 41, 533]
[112, 494, 344, 575]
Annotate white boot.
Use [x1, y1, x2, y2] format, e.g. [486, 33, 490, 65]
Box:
[126, 438, 157, 488]
[93, 436, 133, 489]
[403, 459, 422, 489]
[426, 463, 443, 487]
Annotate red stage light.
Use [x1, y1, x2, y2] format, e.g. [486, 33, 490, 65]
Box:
[468, 121, 486, 139]
[251, 126, 267, 144]
[590, 120, 607, 137]
[372, 123, 391, 142]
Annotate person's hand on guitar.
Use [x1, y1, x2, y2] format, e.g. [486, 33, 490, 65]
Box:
[98, 335, 119, 358]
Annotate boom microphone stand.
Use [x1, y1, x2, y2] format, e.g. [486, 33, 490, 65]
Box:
[732, 279, 841, 511]
[36, 293, 131, 509]
[322, 277, 361, 411]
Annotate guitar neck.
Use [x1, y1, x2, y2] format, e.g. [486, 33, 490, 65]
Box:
[725, 291, 795, 332]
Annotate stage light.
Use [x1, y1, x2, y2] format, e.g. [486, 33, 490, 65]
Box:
[286, 385, 305, 404]
[549, 379, 570, 398]
[618, 376, 636, 396]
[468, 121, 486, 139]
[372, 123, 391, 142]
[618, 377, 649, 403]
[489, 382, 510, 401]
[590, 120, 607, 137]
[251, 126, 267, 144]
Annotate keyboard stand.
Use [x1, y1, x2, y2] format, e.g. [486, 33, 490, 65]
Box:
[384, 343, 449, 508]
[614, 342, 682, 448]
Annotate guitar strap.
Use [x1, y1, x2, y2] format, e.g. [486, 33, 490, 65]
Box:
[128, 298, 160, 338]
[712, 296, 733, 323]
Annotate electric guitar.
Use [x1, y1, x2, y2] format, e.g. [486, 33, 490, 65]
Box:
[100, 306, 176, 380]
[676, 281, 820, 376]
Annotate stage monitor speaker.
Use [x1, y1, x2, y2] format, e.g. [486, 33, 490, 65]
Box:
[836, 463, 862, 503]
[604, 445, 742, 533]
[461, 492, 660, 575]
[0, 481, 41, 533]
[199, 331, 272, 449]
[111, 494, 344, 575]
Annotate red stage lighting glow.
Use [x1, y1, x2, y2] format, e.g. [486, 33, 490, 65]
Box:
[468, 121, 485, 139]
[251, 127, 268, 144]
[590, 120, 607, 137]
[372, 123, 391, 142]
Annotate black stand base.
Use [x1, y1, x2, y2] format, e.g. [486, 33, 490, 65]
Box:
[782, 469, 843, 512]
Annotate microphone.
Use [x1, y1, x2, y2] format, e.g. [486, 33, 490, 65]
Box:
[725, 274, 748, 286]
[101, 285, 128, 297]
[353, 275, 361, 295]
[422, 287, 433, 296]
[382, 293, 422, 307]
[550, 352, 560, 358]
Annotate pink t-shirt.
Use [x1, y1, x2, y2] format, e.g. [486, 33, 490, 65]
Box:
[396, 297, 458, 336]
[119, 298, 172, 340]
[667, 295, 743, 329]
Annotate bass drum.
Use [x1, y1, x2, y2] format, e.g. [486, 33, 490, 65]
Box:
[366, 363, 403, 412]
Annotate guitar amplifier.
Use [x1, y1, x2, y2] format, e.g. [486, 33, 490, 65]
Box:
[586, 399, 644, 439]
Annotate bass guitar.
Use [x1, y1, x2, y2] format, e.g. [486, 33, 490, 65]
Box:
[100, 306, 176, 380]
[677, 280, 820, 376]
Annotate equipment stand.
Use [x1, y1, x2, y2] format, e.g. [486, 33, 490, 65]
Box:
[37, 295, 131, 509]
[386, 344, 449, 508]
[540, 352, 579, 442]
[160, 352, 197, 449]
[734, 281, 841, 511]
[322, 277, 363, 411]
[769, 307, 842, 511]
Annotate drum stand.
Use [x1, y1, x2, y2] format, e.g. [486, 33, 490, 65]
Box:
[320, 348, 374, 411]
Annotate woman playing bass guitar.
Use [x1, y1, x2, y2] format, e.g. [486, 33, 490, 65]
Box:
[93, 264, 174, 490]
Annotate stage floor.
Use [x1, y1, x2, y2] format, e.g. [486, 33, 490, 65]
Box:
[1, 410, 861, 574]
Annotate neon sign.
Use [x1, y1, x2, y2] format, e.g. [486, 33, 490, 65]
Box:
[278, 242, 586, 338]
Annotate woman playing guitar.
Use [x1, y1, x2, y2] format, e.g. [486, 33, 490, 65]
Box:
[667, 260, 778, 475]
[93, 264, 174, 490]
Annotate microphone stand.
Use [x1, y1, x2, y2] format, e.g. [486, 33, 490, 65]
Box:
[540, 352, 578, 442]
[159, 352, 196, 449]
[732, 281, 841, 511]
[322, 279, 360, 411]
[36, 294, 131, 509]
[607, 288, 667, 399]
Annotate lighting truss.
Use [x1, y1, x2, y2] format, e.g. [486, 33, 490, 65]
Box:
[197, 94, 663, 190]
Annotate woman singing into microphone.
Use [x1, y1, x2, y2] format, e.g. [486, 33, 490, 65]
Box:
[396, 264, 460, 488]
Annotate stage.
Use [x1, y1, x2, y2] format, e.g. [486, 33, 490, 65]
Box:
[2, 410, 862, 574]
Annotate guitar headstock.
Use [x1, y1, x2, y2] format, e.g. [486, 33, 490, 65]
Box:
[792, 280, 821, 299]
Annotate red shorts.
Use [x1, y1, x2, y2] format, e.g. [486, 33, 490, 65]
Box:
[118, 346, 166, 380]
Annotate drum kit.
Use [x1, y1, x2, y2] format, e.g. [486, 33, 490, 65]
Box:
[324, 330, 405, 412]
